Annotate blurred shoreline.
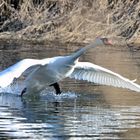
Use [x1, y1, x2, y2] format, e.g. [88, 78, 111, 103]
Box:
[0, 0, 140, 45]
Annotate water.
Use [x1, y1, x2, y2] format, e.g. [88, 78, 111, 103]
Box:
[0, 41, 140, 139]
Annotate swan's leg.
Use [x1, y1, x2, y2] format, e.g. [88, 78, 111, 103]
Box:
[21, 88, 27, 97]
[49, 82, 61, 95]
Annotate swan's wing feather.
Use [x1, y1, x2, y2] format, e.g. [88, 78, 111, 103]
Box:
[22, 64, 41, 77]
[0, 58, 50, 88]
[69, 62, 140, 92]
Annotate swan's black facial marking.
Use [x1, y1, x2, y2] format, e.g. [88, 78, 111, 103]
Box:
[102, 38, 112, 45]
[102, 38, 108, 44]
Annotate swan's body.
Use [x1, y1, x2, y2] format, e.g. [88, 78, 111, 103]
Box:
[25, 56, 76, 94]
[0, 37, 140, 96]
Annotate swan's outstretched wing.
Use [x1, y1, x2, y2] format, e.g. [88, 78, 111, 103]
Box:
[0, 58, 50, 88]
[69, 62, 140, 92]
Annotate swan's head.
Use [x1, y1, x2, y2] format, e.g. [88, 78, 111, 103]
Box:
[95, 37, 113, 46]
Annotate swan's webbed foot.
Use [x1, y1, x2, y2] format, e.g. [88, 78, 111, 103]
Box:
[49, 82, 61, 95]
[20, 88, 27, 97]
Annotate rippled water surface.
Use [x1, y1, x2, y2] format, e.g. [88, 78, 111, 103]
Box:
[0, 41, 140, 139]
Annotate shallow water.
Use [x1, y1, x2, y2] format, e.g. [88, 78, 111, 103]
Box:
[0, 42, 140, 139]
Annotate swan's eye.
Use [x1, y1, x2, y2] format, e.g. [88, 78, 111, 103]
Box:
[102, 38, 108, 43]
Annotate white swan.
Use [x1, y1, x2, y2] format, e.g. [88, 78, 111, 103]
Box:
[0, 37, 140, 96]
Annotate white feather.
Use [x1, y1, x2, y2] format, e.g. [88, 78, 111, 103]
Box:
[69, 62, 140, 92]
[0, 58, 51, 88]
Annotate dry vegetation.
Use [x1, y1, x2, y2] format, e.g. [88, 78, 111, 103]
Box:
[0, 0, 140, 44]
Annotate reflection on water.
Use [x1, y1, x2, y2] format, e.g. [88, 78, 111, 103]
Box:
[0, 41, 140, 139]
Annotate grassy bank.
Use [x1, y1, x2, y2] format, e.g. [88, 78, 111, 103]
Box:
[0, 0, 140, 44]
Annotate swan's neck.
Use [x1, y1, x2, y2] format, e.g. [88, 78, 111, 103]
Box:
[72, 42, 98, 59]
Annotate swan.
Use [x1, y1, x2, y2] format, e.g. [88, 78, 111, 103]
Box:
[0, 37, 140, 96]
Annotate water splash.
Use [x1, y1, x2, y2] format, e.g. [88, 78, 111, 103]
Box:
[0, 81, 25, 96]
[0, 81, 78, 101]
[41, 90, 78, 102]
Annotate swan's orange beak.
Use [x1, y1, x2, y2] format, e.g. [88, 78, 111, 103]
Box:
[107, 39, 113, 45]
